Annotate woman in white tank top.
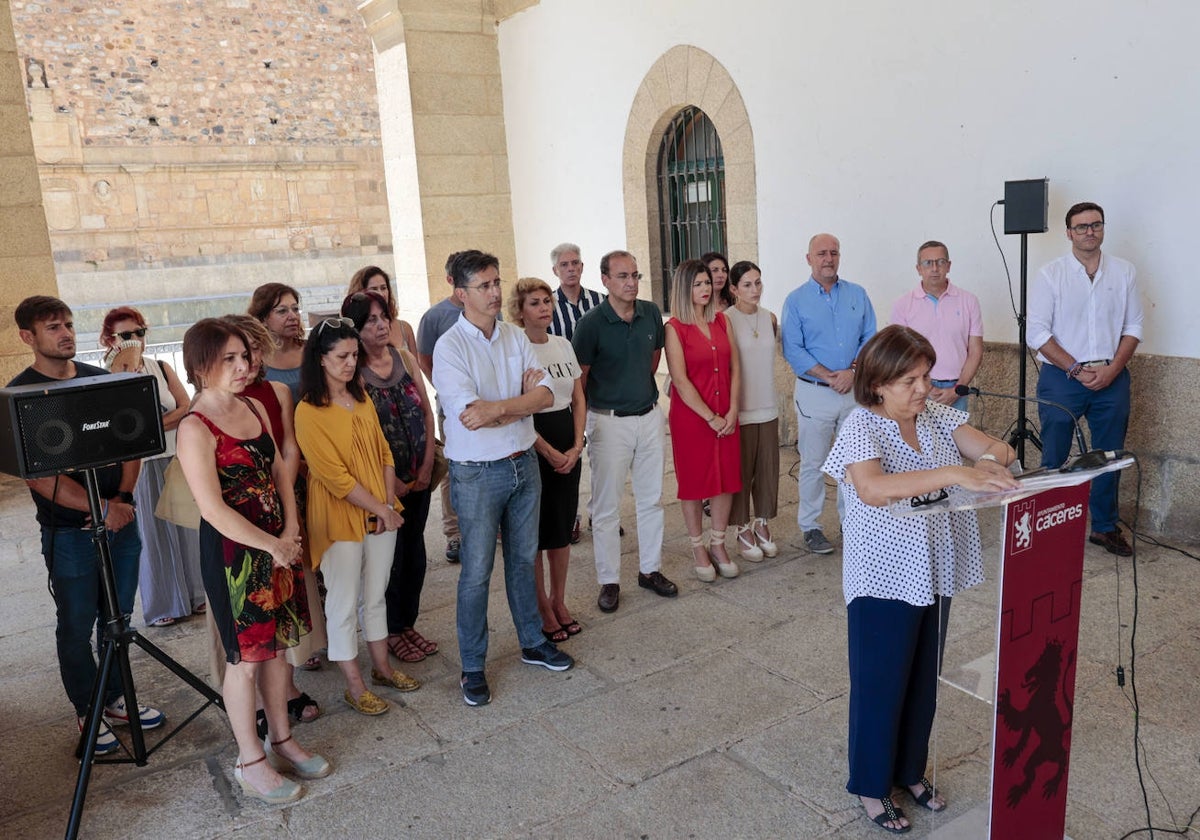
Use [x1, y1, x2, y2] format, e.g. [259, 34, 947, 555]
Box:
[722, 262, 781, 561]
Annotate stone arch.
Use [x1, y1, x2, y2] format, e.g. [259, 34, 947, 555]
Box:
[622, 45, 757, 304]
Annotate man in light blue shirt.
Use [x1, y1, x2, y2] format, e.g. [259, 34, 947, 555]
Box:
[780, 233, 877, 554]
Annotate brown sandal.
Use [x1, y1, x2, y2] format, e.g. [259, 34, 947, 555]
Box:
[387, 633, 426, 663]
[402, 627, 438, 656]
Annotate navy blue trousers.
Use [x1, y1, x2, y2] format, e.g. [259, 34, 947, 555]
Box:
[846, 595, 951, 798]
[1037, 364, 1130, 533]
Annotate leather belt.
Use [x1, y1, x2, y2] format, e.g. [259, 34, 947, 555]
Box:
[590, 404, 655, 417]
[1079, 359, 1111, 368]
[797, 377, 831, 388]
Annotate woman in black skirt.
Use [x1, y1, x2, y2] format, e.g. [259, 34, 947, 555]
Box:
[510, 277, 586, 642]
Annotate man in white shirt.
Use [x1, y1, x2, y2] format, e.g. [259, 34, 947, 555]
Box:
[890, 240, 983, 411]
[1028, 202, 1143, 556]
[432, 251, 574, 706]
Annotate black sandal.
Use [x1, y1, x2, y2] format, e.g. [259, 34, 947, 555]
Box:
[286, 692, 320, 723]
[870, 796, 911, 834]
[905, 777, 944, 811]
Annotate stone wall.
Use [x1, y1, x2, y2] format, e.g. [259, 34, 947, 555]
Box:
[9, 0, 394, 340]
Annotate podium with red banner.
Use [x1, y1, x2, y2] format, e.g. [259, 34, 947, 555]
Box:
[892, 457, 1133, 839]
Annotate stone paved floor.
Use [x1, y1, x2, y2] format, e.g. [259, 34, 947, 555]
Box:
[0, 449, 1197, 839]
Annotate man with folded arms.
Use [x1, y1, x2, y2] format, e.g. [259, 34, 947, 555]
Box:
[1028, 201, 1142, 556]
[571, 250, 677, 613]
[433, 251, 574, 707]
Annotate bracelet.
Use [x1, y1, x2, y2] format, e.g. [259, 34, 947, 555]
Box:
[1067, 362, 1083, 379]
[977, 453, 999, 464]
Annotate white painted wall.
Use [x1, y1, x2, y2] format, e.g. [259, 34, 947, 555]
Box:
[498, 0, 1198, 359]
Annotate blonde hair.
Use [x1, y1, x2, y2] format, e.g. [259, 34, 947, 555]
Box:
[507, 276, 554, 327]
[669, 259, 714, 325]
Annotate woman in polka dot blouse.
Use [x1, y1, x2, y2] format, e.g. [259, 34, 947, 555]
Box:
[823, 325, 1018, 834]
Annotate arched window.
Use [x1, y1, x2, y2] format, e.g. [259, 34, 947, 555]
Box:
[656, 106, 726, 312]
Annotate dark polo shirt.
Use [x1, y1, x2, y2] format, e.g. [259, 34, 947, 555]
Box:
[571, 298, 664, 414]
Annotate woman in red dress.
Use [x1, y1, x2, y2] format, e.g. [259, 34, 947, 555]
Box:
[665, 259, 743, 581]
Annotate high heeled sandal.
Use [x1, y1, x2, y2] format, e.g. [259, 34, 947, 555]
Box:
[752, 517, 778, 557]
[234, 754, 304, 805]
[735, 524, 764, 561]
[268, 734, 332, 779]
[689, 533, 716, 581]
[709, 529, 740, 578]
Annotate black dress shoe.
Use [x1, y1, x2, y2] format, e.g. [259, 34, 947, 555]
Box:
[597, 583, 620, 613]
[1089, 529, 1133, 557]
[637, 571, 678, 598]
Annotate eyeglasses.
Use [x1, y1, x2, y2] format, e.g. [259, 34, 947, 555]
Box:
[1070, 221, 1105, 234]
[910, 488, 949, 508]
[919, 258, 949, 268]
[317, 316, 355, 335]
[271, 305, 302, 317]
[466, 279, 503, 292]
[116, 327, 148, 340]
[608, 272, 643, 282]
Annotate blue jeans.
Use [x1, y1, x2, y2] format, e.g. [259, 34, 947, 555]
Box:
[42, 524, 142, 716]
[449, 450, 543, 672]
[1037, 365, 1130, 533]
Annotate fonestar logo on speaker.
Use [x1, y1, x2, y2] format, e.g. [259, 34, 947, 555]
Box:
[81, 420, 111, 431]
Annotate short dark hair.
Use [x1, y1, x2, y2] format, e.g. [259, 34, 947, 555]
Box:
[247, 282, 301, 323]
[450, 250, 500, 288]
[341, 290, 389, 333]
[729, 260, 761, 287]
[853, 325, 937, 408]
[15, 295, 71, 331]
[182, 318, 248, 390]
[299, 318, 366, 406]
[917, 240, 949, 259]
[1065, 202, 1104, 228]
[599, 250, 634, 277]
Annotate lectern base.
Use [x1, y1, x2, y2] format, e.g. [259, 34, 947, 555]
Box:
[930, 805, 1072, 839]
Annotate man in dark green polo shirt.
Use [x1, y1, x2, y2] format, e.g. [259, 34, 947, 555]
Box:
[572, 250, 677, 613]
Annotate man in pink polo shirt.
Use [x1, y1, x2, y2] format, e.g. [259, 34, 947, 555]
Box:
[890, 240, 983, 411]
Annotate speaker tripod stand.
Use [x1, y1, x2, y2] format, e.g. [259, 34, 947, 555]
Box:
[66, 467, 224, 840]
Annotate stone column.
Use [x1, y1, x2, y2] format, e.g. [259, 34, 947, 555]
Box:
[360, 0, 534, 306]
[0, 1, 58, 382]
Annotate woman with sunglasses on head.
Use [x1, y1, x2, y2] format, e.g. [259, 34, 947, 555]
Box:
[176, 318, 326, 806]
[346, 266, 419, 356]
[723, 261, 781, 562]
[340, 291, 439, 664]
[249, 283, 306, 403]
[294, 316, 415, 717]
[822, 325, 1018, 833]
[100, 306, 205, 628]
[220, 315, 327, 729]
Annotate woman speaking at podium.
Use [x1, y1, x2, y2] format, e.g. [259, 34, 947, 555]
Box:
[822, 325, 1017, 834]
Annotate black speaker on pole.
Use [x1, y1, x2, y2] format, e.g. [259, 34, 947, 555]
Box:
[0, 373, 165, 478]
[1004, 178, 1050, 234]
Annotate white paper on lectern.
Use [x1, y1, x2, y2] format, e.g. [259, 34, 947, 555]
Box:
[887, 456, 1134, 518]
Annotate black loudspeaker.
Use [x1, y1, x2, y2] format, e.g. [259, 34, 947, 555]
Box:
[0, 373, 165, 478]
[1004, 178, 1050, 234]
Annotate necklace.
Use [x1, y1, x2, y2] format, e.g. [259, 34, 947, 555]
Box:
[737, 303, 761, 338]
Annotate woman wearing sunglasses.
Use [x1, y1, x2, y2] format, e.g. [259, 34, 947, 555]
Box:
[294, 316, 416, 716]
[822, 325, 1018, 833]
[100, 306, 205, 628]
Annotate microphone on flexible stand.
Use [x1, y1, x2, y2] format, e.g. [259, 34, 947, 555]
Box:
[954, 384, 1088, 459]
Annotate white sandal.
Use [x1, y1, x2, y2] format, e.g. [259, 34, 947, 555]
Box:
[753, 517, 778, 557]
[690, 533, 716, 581]
[709, 529, 740, 578]
[736, 524, 764, 562]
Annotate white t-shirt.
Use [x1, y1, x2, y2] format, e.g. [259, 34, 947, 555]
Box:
[530, 334, 581, 413]
[822, 403, 984, 606]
